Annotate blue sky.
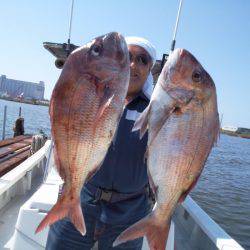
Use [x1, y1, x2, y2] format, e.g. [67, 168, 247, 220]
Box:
[0, 0, 249, 127]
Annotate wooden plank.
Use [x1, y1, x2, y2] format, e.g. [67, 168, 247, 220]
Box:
[22, 138, 33, 144]
[0, 140, 32, 158]
[0, 149, 30, 177]
[0, 135, 32, 148]
[0, 140, 51, 196]
[0, 136, 33, 176]
[0, 145, 31, 164]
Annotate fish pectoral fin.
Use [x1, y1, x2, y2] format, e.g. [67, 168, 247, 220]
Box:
[132, 104, 151, 139]
[167, 88, 194, 105]
[147, 105, 175, 147]
[95, 93, 115, 122]
[113, 212, 170, 250]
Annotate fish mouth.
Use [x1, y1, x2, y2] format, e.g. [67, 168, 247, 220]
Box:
[168, 49, 183, 68]
[117, 33, 128, 53]
[165, 48, 189, 84]
[103, 32, 129, 66]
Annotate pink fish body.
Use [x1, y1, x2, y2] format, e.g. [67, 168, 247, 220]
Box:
[114, 48, 220, 249]
[36, 32, 130, 235]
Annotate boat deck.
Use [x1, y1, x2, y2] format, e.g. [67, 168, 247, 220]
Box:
[174, 218, 193, 250]
[0, 181, 217, 250]
[0, 176, 42, 249]
[0, 141, 244, 250]
[0, 197, 208, 250]
[0, 179, 174, 250]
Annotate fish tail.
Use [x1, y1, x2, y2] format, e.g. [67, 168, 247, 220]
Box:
[35, 196, 86, 236]
[113, 212, 170, 250]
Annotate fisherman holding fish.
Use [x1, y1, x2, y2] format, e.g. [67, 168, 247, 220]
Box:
[46, 36, 157, 250]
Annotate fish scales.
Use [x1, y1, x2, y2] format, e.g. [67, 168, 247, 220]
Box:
[150, 103, 216, 207]
[114, 48, 219, 250]
[36, 32, 130, 235]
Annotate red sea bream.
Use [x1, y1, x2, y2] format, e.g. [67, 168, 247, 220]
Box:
[114, 48, 220, 250]
[36, 32, 130, 235]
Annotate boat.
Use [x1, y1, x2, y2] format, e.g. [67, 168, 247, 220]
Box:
[0, 140, 244, 250]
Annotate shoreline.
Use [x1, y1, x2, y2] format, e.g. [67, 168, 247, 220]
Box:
[0, 97, 248, 140]
[0, 97, 49, 107]
[220, 129, 250, 139]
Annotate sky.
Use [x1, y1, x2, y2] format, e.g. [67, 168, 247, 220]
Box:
[0, 0, 249, 128]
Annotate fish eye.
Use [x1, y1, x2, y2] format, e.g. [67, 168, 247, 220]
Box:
[192, 70, 202, 82]
[91, 44, 102, 56]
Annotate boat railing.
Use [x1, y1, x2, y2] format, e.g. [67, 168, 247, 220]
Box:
[0, 139, 245, 249]
[174, 195, 244, 249]
[0, 140, 51, 210]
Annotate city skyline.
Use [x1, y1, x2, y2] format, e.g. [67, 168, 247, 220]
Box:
[0, 74, 45, 100]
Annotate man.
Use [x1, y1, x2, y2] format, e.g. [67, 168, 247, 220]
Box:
[46, 36, 157, 250]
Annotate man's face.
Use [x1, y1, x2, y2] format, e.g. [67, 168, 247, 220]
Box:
[127, 45, 152, 97]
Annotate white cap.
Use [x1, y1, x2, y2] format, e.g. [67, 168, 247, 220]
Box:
[125, 36, 156, 67]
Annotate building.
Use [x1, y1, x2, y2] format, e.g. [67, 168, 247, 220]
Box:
[0, 75, 45, 100]
[237, 127, 250, 134]
[221, 126, 238, 132]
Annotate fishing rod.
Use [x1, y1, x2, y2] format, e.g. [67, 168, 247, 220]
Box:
[161, 0, 184, 69]
[43, 0, 78, 68]
[66, 0, 75, 55]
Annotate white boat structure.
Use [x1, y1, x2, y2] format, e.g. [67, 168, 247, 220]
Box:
[0, 140, 245, 250]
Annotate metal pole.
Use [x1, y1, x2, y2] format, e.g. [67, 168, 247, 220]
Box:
[67, 0, 75, 52]
[19, 107, 22, 117]
[2, 105, 7, 140]
[161, 0, 184, 70]
[170, 0, 184, 52]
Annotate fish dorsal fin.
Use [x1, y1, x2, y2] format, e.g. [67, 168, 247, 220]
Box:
[132, 104, 151, 139]
[213, 112, 220, 146]
[147, 167, 158, 200]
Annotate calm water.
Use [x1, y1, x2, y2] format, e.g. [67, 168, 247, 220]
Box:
[0, 99, 50, 138]
[191, 134, 250, 249]
[0, 99, 249, 248]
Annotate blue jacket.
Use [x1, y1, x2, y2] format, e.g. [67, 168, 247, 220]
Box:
[81, 92, 151, 224]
